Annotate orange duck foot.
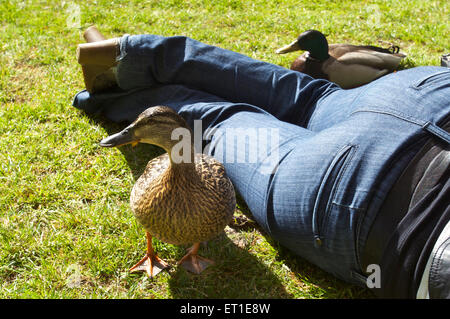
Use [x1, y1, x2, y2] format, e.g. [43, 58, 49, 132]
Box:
[129, 253, 170, 278]
[177, 243, 214, 274]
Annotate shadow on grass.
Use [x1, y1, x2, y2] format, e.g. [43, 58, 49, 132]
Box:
[166, 234, 293, 298]
[271, 242, 374, 299]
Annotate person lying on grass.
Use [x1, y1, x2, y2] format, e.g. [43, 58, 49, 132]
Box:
[74, 27, 450, 299]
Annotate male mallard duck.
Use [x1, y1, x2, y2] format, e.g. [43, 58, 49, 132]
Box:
[100, 106, 236, 276]
[276, 30, 406, 88]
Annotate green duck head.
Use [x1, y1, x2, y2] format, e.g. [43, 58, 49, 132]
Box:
[276, 29, 330, 61]
[100, 106, 194, 162]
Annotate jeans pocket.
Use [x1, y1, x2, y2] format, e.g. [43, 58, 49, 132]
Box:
[412, 70, 450, 89]
[312, 144, 356, 247]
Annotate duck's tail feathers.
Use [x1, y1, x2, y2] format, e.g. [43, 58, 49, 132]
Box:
[358, 45, 406, 57]
[388, 45, 400, 54]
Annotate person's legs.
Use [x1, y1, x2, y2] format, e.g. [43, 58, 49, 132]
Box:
[76, 32, 366, 129]
[79, 34, 450, 134]
[115, 34, 341, 127]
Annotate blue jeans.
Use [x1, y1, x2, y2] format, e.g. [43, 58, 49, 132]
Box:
[73, 34, 450, 288]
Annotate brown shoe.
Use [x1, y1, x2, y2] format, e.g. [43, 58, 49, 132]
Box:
[77, 38, 120, 93]
[83, 26, 107, 43]
[77, 38, 119, 66]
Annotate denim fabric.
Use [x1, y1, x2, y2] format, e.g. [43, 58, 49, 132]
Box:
[73, 34, 450, 287]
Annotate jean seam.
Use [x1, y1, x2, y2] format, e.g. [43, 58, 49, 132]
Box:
[350, 108, 426, 127]
[429, 239, 450, 283]
[312, 144, 358, 244]
[330, 201, 365, 210]
[321, 145, 358, 240]
[331, 145, 358, 203]
[263, 147, 296, 236]
[354, 206, 368, 272]
[411, 70, 450, 90]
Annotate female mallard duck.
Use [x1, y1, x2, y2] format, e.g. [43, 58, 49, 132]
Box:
[100, 106, 236, 277]
[276, 30, 406, 88]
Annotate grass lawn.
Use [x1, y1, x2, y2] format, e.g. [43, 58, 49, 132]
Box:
[0, 0, 448, 299]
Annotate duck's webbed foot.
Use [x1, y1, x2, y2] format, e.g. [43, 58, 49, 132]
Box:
[129, 253, 169, 277]
[129, 232, 169, 277]
[178, 242, 214, 274]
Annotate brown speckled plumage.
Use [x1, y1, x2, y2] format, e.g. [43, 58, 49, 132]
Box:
[130, 152, 236, 245]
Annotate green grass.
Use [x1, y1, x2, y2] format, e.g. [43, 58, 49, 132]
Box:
[0, 0, 448, 299]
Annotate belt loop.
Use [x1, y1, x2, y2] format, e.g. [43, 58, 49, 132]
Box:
[423, 122, 450, 144]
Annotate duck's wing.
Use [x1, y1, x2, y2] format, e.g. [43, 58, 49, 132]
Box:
[329, 44, 406, 57]
[334, 49, 405, 70]
[195, 154, 236, 211]
[353, 45, 406, 56]
[325, 60, 390, 88]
